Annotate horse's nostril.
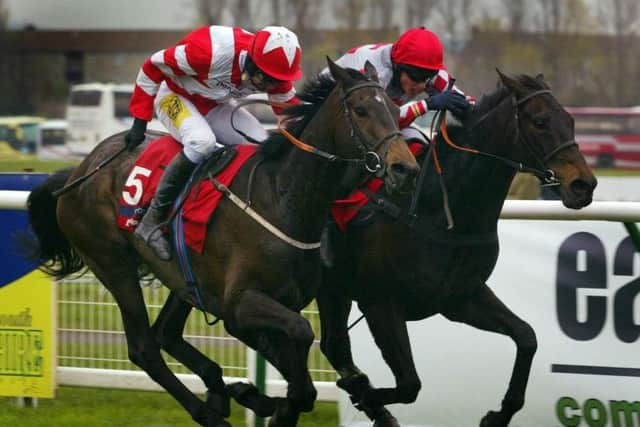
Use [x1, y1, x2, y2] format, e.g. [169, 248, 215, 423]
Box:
[391, 162, 408, 176]
[391, 162, 419, 179]
[571, 179, 593, 195]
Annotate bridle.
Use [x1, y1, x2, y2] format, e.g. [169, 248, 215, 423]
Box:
[339, 81, 403, 176]
[232, 81, 402, 177]
[461, 88, 577, 186]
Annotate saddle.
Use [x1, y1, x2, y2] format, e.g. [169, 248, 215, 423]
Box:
[117, 135, 258, 252]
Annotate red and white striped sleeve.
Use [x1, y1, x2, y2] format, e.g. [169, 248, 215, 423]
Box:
[398, 100, 428, 129]
[267, 81, 300, 116]
[430, 69, 476, 105]
[129, 28, 212, 121]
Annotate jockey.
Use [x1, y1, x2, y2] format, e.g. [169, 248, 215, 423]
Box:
[329, 26, 474, 143]
[125, 25, 303, 260]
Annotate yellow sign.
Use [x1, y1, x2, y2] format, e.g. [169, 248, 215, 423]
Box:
[0, 270, 56, 398]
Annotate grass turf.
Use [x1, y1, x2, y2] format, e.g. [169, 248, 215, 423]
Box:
[0, 386, 338, 427]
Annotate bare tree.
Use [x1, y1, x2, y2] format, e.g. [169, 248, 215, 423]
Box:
[563, 0, 594, 33]
[598, 0, 640, 104]
[368, 0, 394, 31]
[334, 0, 365, 30]
[536, 0, 562, 32]
[432, 0, 473, 42]
[194, 0, 228, 26]
[598, 0, 639, 34]
[405, 0, 437, 28]
[227, 0, 252, 29]
[294, 0, 317, 31]
[0, 1, 6, 30]
[501, 0, 526, 32]
[269, 0, 282, 23]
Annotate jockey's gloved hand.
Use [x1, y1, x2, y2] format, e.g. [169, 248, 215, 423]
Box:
[124, 118, 148, 151]
[427, 91, 470, 117]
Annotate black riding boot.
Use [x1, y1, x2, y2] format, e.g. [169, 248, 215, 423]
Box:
[134, 151, 197, 260]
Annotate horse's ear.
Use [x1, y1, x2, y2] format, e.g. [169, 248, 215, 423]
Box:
[327, 56, 349, 84]
[535, 73, 545, 82]
[363, 60, 379, 83]
[496, 68, 526, 97]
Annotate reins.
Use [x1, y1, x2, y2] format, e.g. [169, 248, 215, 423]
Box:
[232, 81, 403, 176]
[436, 89, 577, 187]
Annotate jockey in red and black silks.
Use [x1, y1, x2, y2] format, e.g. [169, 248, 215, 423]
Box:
[124, 25, 304, 261]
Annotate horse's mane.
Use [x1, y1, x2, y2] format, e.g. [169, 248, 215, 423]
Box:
[259, 68, 369, 159]
[468, 74, 549, 126]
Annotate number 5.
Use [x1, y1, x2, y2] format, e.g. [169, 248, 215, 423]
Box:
[122, 166, 151, 205]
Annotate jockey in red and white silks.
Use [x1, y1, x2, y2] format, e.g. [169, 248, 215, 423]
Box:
[126, 25, 303, 261]
[128, 25, 302, 163]
[326, 27, 475, 143]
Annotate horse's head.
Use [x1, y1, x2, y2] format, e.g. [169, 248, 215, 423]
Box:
[496, 70, 596, 209]
[326, 58, 419, 194]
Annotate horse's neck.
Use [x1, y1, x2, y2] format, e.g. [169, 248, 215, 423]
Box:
[419, 115, 517, 233]
[274, 97, 348, 240]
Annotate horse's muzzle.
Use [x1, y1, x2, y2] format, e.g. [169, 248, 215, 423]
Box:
[386, 161, 420, 195]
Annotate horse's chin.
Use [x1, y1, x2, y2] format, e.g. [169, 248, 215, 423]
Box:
[384, 173, 415, 196]
[561, 192, 593, 210]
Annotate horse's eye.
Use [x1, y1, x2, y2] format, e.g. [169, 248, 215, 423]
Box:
[533, 118, 548, 129]
[353, 106, 368, 117]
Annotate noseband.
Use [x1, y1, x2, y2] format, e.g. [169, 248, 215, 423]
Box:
[341, 82, 403, 175]
[511, 90, 577, 186]
[278, 81, 402, 178]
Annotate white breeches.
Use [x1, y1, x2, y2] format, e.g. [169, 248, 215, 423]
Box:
[401, 125, 430, 144]
[154, 83, 269, 163]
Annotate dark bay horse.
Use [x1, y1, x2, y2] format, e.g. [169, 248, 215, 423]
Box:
[25, 60, 419, 427]
[318, 70, 597, 427]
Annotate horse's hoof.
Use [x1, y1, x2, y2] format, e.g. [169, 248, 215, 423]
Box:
[337, 372, 371, 396]
[193, 403, 231, 427]
[373, 409, 401, 427]
[226, 382, 276, 417]
[205, 389, 230, 418]
[480, 410, 508, 427]
[268, 398, 299, 427]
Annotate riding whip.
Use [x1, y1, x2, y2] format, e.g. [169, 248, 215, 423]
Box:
[52, 145, 128, 198]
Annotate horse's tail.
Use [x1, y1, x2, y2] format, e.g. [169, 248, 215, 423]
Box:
[21, 167, 87, 279]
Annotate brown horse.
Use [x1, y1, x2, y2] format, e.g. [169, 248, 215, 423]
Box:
[317, 71, 597, 427]
[24, 59, 419, 427]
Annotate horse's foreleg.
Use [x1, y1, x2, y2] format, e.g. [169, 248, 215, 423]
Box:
[152, 291, 229, 418]
[226, 289, 317, 427]
[317, 282, 382, 411]
[317, 278, 360, 377]
[442, 284, 537, 427]
[352, 301, 419, 426]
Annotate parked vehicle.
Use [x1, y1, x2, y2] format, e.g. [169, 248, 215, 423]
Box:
[566, 106, 640, 169]
[37, 119, 70, 160]
[65, 83, 164, 157]
[0, 116, 45, 154]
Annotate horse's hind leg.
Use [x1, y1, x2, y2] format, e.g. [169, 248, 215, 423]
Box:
[225, 289, 317, 427]
[152, 291, 230, 418]
[82, 257, 229, 427]
[442, 284, 537, 427]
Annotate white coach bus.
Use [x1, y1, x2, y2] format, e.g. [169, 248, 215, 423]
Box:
[65, 83, 164, 157]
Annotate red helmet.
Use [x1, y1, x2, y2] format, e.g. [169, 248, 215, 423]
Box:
[250, 26, 303, 81]
[390, 27, 445, 71]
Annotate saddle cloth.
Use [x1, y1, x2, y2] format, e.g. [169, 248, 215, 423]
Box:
[117, 136, 257, 253]
[331, 142, 425, 231]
